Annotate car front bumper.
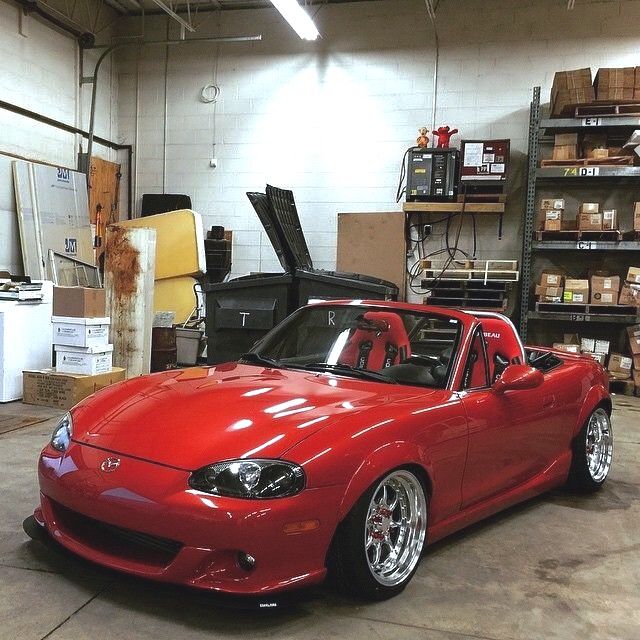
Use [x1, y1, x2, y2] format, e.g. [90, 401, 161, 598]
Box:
[36, 442, 344, 595]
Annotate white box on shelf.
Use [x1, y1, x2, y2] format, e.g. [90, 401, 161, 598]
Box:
[54, 344, 114, 376]
[52, 316, 110, 348]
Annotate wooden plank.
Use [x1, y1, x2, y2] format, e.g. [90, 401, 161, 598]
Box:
[540, 156, 634, 167]
[402, 202, 505, 214]
[105, 226, 156, 378]
[89, 157, 121, 261]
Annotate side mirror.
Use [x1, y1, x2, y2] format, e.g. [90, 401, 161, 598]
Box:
[492, 364, 544, 394]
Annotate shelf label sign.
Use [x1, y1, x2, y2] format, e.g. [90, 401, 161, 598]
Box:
[581, 117, 602, 126]
[563, 166, 600, 177]
[576, 241, 598, 249]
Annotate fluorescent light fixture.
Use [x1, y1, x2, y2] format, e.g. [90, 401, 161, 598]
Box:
[271, 0, 320, 40]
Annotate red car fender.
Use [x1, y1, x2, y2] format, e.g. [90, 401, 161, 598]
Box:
[336, 441, 431, 521]
[574, 383, 610, 439]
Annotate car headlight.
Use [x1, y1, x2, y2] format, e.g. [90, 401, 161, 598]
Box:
[51, 412, 73, 452]
[189, 459, 305, 499]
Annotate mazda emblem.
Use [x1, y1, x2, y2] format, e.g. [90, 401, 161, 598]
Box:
[100, 457, 121, 472]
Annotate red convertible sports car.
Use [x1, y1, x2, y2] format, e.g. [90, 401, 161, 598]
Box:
[30, 301, 613, 601]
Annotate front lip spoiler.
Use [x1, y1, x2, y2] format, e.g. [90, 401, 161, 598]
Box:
[21, 514, 318, 610]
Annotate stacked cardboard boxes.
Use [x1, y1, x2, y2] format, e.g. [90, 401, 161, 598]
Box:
[540, 198, 565, 231]
[577, 202, 602, 231]
[551, 68, 595, 117]
[595, 67, 636, 101]
[536, 272, 564, 302]
[23, 287, 124, 409]
[552, 133, 579, 161]
[551, 334, 610, 366]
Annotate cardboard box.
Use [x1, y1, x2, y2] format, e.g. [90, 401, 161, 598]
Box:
[584, 352, 607, 366]
[542, 209, 562, 231]
[551, 87, 596, 117]
[52, 316, 110, 348]
[619, 283, 640, 306]
[540, 272, 564, 287]
[580, 202, 600, 214]
[554, 133, 579, 146]
[564, 333, 580, 345]
[563, 279, 589, 303]
[602, 209, 618, 230]
[597, 87, 635, 101]
[590, 275, 620, 305]
[608, 353, 633, 379]
[54, 344, 113, 376]
[590, 148, 609, 160]
[627, 324, 640, 355]
[580, 337, 610, 355]
[535, 284, 563, 302]
[553, 343, 580, 354]
[626, 266, 640, 284]
[633, 368, 640, 387]
[578, 213, 603, 231]
[553, 68, 593, 91]
[583, 133, 607, 156]
[53, 287, 106, 318]
[633, 354, 640, 370]
[552, 145, 579, 160]
[634, 202, 640, 231]
[540, 198, 565, 210]
[595, 67, 636, 89]
[22, 367, 126, 410]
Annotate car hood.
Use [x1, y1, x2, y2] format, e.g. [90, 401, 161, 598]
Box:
[71, 363, 438, 470]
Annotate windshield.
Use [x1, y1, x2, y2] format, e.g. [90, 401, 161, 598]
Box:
[246, 305, 461, 389]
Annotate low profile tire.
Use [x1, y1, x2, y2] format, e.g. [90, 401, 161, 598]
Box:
[329, 469, 428, 601]
[567, 406, 613, 492]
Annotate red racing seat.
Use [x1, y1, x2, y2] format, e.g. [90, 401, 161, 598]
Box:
[480, 315, 524, 382]
[338, 311, 411, 371]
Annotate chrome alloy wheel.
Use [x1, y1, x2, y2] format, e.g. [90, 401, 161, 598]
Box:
[586, 408, 613, 483]
[364, 470, 427, 587]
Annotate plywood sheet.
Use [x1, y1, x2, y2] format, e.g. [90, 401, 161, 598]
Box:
[337, 211, 407, 300]
[115, 209, 205, 280]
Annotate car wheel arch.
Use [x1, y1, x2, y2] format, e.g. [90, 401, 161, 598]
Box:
[575, 385, 610, 439]
[335, 443, 433, 523]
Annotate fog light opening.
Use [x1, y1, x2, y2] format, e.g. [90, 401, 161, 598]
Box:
[238, 551, 256, 572]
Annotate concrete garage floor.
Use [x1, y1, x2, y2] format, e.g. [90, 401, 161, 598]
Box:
[1, 398, 639, 640]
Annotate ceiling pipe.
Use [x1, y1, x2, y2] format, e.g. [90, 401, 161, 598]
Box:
[148, 0, 195, 32]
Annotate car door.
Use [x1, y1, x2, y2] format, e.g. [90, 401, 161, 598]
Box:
[458, 327, 563, 509]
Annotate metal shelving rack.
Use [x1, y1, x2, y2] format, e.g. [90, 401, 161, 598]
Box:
[518, 86, 640, 342]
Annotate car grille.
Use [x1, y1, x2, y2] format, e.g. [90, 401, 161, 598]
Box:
[51, 500, 183, 568]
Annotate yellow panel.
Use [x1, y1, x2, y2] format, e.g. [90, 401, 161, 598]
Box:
[154, 277, 198, 324]
[116, 210, 205, 280]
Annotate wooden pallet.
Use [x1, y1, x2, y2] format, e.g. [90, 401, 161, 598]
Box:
[540, 156, 635, 167]
[575, 102, 640, 117]
[535, 302, 639, 316]
[535, 230, 623, 242]
[608, 377, 636, 396]
[419, 259, 519, 283]
[422, 279, 511, 311]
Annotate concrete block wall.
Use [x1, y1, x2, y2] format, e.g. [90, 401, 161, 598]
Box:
[113, 0, 640, 281]
[0, 1, 120, 273]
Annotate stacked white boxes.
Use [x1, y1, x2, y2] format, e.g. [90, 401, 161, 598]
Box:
[51, 288, 113, 375]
